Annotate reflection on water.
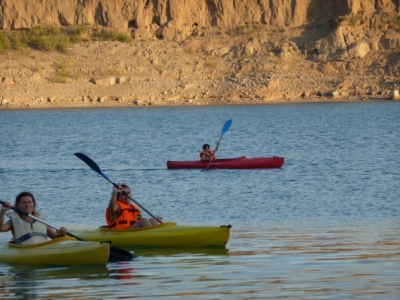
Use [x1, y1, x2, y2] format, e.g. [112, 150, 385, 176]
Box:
[108, 262, 137, 280]
[131, 247, 230, 257]
[0, 265, 109, 299]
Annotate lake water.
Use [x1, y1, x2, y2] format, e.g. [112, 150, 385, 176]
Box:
[0, 101, 399, 299]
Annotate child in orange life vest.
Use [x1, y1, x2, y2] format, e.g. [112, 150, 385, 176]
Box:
[106, 184, 161, 229]
[200, 142, 220, 161]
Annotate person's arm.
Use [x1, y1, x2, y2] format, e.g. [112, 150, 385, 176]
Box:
[0, 202, 12, 232]
[200, 152, 211, 161]
[47, 226, 68, 239]
[108, 186, 121, 217]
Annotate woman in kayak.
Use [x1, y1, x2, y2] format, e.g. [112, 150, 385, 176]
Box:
[106, 184, 162, 229]
[200, 142, 220, 161]
[0, 191, 68, 245]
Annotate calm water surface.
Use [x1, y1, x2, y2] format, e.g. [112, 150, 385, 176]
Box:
[0, 101, 399, 299]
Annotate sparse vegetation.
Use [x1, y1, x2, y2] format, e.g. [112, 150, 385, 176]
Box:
[50, 60, 74, 83]
[68, 25, 89, 43]
[0, 32, 10, 54]
[226, 25, 262, 36]
[92, 27, 133, 43]
[0, 25, 133, 54]
[348, 13, 364, 27]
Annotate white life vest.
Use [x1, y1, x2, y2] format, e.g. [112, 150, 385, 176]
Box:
[6, 211, 48, 245]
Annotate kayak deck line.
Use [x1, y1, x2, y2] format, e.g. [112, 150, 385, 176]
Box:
[71, 222, 232, 248]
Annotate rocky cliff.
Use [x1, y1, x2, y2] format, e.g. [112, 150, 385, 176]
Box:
[1, 0, 398, 41]
[0, 0, 399, 108]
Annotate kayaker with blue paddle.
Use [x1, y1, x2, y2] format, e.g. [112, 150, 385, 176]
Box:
[0, 191, 68, 245]
[200, 142, 220, 162]
[106, 184, 162, 229]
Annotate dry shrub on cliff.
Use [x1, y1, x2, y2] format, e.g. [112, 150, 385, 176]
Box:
[0, 26, 71, 52]
[0, 25, 133, 55]
[0, 30, 28, 53]
[32, 34, 70, 52]
[50, 60, 74, 83]
[91, 27, 132, 43]
[0, 32, 10, 53]
[226, 25, 262, 37]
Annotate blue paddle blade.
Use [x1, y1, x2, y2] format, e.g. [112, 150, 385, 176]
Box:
[74, 152, 103, 175]
[75, 152, 110, 181]
[221, 119, 232, 135]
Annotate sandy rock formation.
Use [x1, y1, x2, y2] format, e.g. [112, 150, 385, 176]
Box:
[1, 0, 398, 41]
[0, 0, 399, 108]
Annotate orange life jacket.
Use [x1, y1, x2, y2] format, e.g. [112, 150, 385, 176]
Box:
[106, 201, 142, 229]
[200, 150, 216, 161]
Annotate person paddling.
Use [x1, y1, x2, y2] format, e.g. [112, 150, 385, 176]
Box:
[106, 184, 162, 229]
[200, 142, 220, 162]
[0, 191, 68, 244]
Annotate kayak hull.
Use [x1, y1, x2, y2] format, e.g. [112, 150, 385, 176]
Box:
[166, 156, 284, 169]
[0, 237, 109, 266]
[72, 222, 231, 248]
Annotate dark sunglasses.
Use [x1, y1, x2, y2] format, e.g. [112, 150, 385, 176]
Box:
[119, 191, 131, 196]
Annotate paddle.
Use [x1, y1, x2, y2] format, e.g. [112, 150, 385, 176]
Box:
[74, 152, 162, 223]
[204, 119, 232, 171]
[0, 200, 135, 262]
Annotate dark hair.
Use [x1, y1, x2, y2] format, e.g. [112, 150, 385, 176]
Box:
[15, 191, 37, 215]
[117, 184, 130, 198]
[202, 144, 210, 150]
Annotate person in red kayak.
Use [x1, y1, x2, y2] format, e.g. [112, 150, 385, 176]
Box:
[0, 191, 68, 245]
[200, 142, 219, 161]
[106, 184, 162, 229]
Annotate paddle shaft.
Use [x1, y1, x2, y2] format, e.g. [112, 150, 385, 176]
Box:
[205, 119, 232, 171]
[0, 200, 83, 240]
[0, 200, 134, 261]
[205, 134, 223, 170]
[74, 153, 162, 223]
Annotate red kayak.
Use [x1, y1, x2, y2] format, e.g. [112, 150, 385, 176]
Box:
[166, 156, 284, 169]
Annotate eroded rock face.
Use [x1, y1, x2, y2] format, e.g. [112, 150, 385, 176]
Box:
[1, 0, 398, 41]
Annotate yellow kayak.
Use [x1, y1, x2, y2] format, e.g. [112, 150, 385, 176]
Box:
[0, 237, 109, 266]
[71, 222, 231, 248]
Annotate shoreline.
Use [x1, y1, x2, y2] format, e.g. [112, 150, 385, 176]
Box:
[1, 96, 395, 111]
